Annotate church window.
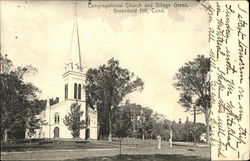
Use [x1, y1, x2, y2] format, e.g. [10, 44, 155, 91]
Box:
[78, 84, 81, 100]
[65, 84, 68, 99]
[54, 113, 60, 124]
[74, 83, 77, 99]
[88, 118, 90, 126]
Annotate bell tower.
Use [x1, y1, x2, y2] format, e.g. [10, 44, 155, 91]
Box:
[62, 3, 97, 140]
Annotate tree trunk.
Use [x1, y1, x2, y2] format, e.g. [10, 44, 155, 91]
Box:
[97, 120, 100, 140]
[29, 137, 32, 146]
[4, 129, 8, 142]
[169, 130, 172, 148]
[205, 109, 210, 144]
[133, 121, 136, 139]
[108, 119, 112, 142]
[141, 127, 145, 140]
[193, 106, 197, 145]
[108, 107, 112, 142]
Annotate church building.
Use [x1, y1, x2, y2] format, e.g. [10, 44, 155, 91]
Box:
[26, 17, 98, 140]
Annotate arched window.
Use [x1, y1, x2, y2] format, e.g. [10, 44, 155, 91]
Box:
[54, 115, 56, 123]
[54, 113, 60, 124]
[74, 83, 77, 99]
[78, 84, 81, 100]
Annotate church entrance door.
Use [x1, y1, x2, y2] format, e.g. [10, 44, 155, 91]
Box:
[54, 127, 59, 137]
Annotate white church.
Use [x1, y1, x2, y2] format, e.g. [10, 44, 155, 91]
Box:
[26, 17, 98, 140]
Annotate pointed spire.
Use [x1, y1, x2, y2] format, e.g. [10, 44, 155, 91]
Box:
[66, 2, 83, 72]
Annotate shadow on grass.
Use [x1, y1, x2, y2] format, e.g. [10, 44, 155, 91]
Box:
[69, 154, 210, 161]
[1, 139, 115, 152]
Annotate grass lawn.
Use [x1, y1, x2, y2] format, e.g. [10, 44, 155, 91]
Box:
[1, 138, 210, 160]
[1, 138, 118, 152]
[69, 154, 210, 161]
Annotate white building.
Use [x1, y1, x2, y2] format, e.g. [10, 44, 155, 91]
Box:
[200, 133, 207, 143]
[26, 18, 98, 140]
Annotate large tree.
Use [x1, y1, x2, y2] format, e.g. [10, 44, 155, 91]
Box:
[113, 103, 156, 140]
[173, 55, 210, 143]
[112, 105, 133, 138]
[0, 53, 45, 140]
[86, 58, 144, 141]
[137, 107, 154, 140]
[64, 102, 85, 138]
[178, 92, 200, 144]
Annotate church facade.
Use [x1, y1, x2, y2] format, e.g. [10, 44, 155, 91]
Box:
[26, 18, 98, 140]
[34, 63, 98, 140]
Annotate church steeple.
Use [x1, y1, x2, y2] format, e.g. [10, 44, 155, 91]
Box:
[63, 3, 85, 102]
[65, 3, 83, 73]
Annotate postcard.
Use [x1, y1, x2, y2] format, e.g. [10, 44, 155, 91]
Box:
[0, 0, 249, 160]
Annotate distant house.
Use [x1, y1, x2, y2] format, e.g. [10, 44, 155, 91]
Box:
[26, 18, 97, 140]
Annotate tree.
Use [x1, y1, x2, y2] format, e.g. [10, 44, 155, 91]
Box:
[112, 105, 133, 138]
[173, 55, 210, 143]
[125, 102, 143, 139]
[26, 116, 42, 138]
[86, 58, 144, 141]
[151, 113, 171, 140]
[137, 107, 154, 140]
[182, 117, 193, 142]
[64, 102, 85, 138]
[191, 123, 207, 143]
[0, 53, 45, 141]
[112, 102, 172, 140]
[178, 92, 206, 145]
[26, 113, 46, 145]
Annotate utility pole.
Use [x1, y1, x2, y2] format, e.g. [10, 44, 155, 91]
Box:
[169, 121, 173, 148]
[169, 130, 173, 148]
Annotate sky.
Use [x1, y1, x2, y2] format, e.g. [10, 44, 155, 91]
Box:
[1, 1, 209, 123]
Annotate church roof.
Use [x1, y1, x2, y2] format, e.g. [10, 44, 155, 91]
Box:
[49, 101, 65, 110]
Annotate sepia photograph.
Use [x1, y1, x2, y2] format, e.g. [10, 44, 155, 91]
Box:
[0, 0, 248, 160]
